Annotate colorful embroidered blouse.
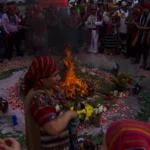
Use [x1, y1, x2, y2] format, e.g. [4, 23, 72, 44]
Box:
[30, 87, 70, 150]
[31, 87, 66, 127]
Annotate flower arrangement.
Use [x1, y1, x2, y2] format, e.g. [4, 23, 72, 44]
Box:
[105, 90, 128, 100]
[70, 104, 94, 121]
[93, 104, 107, 116]
[112, 72, 133, 91]
[92, 104, 110, 127]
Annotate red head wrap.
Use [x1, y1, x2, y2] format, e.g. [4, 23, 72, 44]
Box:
[24, 56, 57, 95]
[142, 2, 150, 9]
[32, 5, 42, 14]
[90, 5, 97, 10]
[7, 5, 16, 12]
[134, 4, 144, 10]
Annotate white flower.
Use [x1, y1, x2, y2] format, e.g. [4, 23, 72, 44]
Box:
[114, 90, 118, 94]
[97, 103, 101, 107]
[81, 68, 86, 73]
[113, 90, 118, 96]
[93, 95, 99, 99]
[92, 68, 99, 71]
[98, 106, 104, 113]
[103, 107, 107, 112]
[118, 92, 123, 98]
[93, 109, 98, 115]
[89, 72, 96, 75]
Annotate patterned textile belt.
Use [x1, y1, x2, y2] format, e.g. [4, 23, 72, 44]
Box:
[41, 129, 70, 149]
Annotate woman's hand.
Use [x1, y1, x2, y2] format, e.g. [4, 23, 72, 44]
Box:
[67, 110, 78, 120]
[43, 110, 78, 135]
[132, 20, 139, 28]
[0, 138, 21, 150]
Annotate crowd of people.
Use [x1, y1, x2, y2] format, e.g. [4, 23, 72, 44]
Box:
[0, 0, 150, 70]
[0, 1, 150, 150]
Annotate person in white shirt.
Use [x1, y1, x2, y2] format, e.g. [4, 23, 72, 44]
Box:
[117, 1, 129, 55]
[85, 5, 102, 54]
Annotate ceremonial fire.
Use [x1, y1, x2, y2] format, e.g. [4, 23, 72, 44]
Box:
[60, 49, 88, 99]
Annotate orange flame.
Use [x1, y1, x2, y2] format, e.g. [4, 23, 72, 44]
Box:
[60, 49, 88, 99]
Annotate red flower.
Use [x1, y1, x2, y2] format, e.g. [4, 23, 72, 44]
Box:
[106, 93, 113, 100]
[128, 78, 133, 84]
[105, 104, 110, 110]
[106, 93, 111, 96]
[100, 118, 105, 124]
[100, 112, 103, 115]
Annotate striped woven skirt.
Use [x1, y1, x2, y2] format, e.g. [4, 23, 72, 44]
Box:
[104, 34, 117, 49]
[41, 129, 70, 150]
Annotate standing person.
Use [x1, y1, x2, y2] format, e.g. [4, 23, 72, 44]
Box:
[2, 5, 21, 60]
[85, 5, 102, 54]
[103, 8, 120, 55]
[0, 3, 4, 63]
[66, 6, 82, 53]
[24, 5, 35, 55]
[133, 2, 150, 69]
[125, 6, 142, 60]
[24, 56, 79, 150]
[76, 0, 85, 18]
[98, 3, 107, 53]
[76, 0, 85, 48]
[117, 1, 129, 55]
[32, 5, 49, 57]
[46, 5, 65, 55]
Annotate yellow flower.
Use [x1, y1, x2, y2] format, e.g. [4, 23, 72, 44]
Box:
[70, 104, 94, 121]
[48, 89, 54, 96]
[118, 13, 122, 17]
